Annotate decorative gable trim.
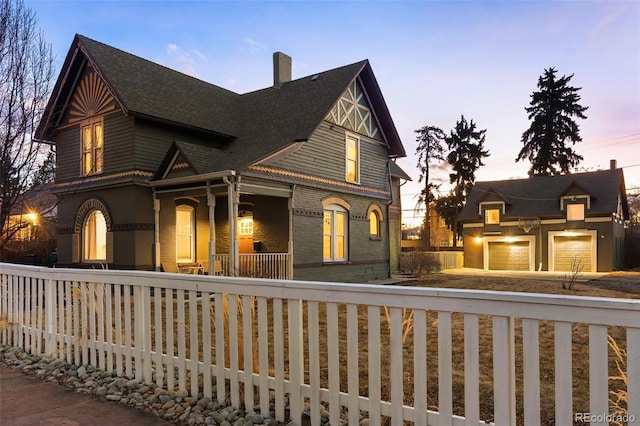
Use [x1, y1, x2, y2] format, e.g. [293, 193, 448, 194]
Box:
[560, 194, 591, 211]
[68, 66, 116, 123]
[478, 201, 506, 216]
[325, 78, 381, 140]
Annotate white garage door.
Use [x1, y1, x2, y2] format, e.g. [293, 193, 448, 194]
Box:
[554, 236, 592, 272]
[488, 241, 530, 271]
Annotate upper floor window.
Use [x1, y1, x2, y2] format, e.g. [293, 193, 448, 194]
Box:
[346, 134, 360, 183]
[567, 204, 585, 221]
[176, 204, 195, 262]
[84, 210, 106, 261]
[82, 120, 103, 175]
[323, 204, 348, 262]
[485, 208, 500, 225]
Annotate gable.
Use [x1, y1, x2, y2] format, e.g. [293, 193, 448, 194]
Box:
[163, 151, 198, 180]
[325, 79, 382, 141]
[65, 64, 118, 125]
[458, 169, 628, 221]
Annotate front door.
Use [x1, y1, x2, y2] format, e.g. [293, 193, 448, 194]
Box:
[238, 217, 254, 253]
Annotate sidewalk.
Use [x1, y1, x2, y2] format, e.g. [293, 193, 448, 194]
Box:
[0, 364, 170, 425]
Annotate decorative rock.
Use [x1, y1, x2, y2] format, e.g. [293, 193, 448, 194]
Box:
[162, 399, 176, 410]
[0, 343, 327, 426]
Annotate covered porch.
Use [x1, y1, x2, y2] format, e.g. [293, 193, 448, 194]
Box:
[151, 171, 293, 279]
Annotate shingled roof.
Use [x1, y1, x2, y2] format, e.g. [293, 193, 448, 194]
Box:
[38, 34, 405, 172]
[458, 168, 629, 221]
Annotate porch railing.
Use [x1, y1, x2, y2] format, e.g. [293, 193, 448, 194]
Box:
[1, 263, 639, 425]
[213, 253, 291, 279]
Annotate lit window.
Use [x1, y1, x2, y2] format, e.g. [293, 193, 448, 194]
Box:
[485, 209, 500, 225]
[176, 205, 195, 262]
[567, 204, 585, 221]
[346, 134, 359, 183]
[369, 211, 380, 237]
[84, 210, 106, 261]
[238, 217, 253, 235]
[82, 121, 103, 175]
[323, 205, 348, 262]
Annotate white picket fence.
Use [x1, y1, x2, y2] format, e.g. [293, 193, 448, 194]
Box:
[1, 262, 639, 425]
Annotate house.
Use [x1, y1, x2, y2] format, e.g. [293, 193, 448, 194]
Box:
[1, 183, 57, 265]
[35, 35, 409, 282]
[458, 164, 629, 272]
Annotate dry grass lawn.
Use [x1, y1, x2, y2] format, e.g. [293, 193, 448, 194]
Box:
[401, 272, 640, 425]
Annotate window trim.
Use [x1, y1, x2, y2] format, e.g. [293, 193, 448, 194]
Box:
[367, 204, 384, 239]
[567, 203, 585, 221]
[323, 203, 349, 262]
[81, 118, 104, 176]
[176, 204, 196, 263]
[345, 133, 360, 184]
[82, 209, 107, 262]
[484, 208, 500, 225]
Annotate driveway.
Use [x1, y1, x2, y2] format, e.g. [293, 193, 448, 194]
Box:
[440, 267, 608, 282]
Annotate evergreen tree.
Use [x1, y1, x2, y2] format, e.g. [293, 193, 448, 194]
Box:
[446, 115, 489, 200]
[441, 115, 490, 247]
[517, 67, 588, 176]
[414, 125, 446, 247]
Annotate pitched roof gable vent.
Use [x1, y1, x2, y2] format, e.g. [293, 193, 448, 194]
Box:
[273, 52, 292, 87]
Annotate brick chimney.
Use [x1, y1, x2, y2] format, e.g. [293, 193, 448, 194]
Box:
[610, 159, 617, 170]
[273, 52, 291, 87]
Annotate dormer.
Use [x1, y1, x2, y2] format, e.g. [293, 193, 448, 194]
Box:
[477, 188, 508, 228]
[559, 181, 591, 222]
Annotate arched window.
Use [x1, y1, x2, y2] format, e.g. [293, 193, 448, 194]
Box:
[323, 204, 348, 262]
[176, 204, 195, 262]
[369, 210, 380, 237]
[84, 210, 107, 261]
[367, 204, 384, 239]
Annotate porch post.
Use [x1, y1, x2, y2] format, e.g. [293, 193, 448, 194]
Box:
[207, 186, 216, 275]
[153, 194, 161, 271]
[225, 175, 239, 277]
[288, 191, 294, 280]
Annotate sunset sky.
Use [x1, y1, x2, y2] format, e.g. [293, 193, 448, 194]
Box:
[27, 0, 639, 225]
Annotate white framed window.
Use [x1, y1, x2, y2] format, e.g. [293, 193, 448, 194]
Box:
[82, 120, 103, 176]
[485, 209, 500, 225]
[83, 210, 107, 261]
[567, 204, 585, 221]
[346, 134, 360, 183]
[323, 204, 348, 262]
[176, 204, 195, 262]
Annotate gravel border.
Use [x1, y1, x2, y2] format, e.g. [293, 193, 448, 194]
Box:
[0, 344, 290, 426]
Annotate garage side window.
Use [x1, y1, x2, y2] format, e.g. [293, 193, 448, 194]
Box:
[84, 210, 107, 261]
[485, 208, 500, 225]
[567, 204, 585, 221]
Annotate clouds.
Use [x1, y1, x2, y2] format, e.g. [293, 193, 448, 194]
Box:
[160, 42, 209, 78]
[242, 37, 266, 54]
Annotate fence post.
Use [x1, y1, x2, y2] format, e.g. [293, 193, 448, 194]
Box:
[493, 315, 516, 425]
[45, 278, 56, 355]
[288, 299, 304, 424]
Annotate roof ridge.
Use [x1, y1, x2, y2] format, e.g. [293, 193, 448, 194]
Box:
[76, 34, 240, 97]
